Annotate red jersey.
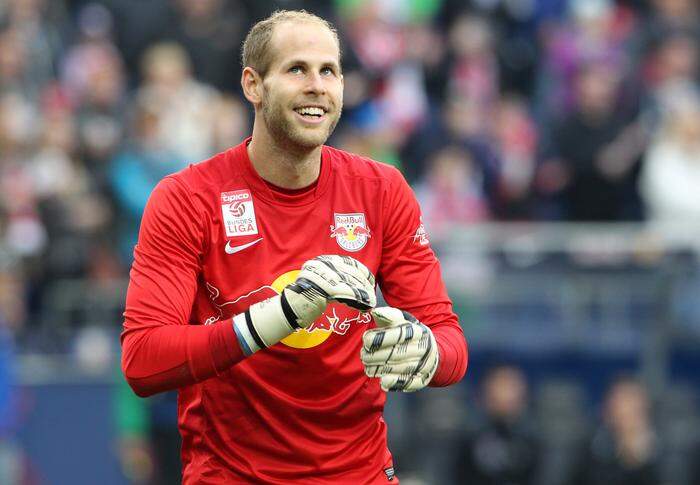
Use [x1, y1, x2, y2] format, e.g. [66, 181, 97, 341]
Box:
[121, 139, 468, 484]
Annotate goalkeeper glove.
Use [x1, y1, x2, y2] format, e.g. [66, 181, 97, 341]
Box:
[361, 307, 439, 392]
[233, 255, 376, 356]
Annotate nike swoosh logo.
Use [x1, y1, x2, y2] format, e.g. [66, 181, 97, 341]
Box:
[225, 237, 263, 255]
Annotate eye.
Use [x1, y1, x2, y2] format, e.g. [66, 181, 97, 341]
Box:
[289, 65, 303, 74]
[321, 67, 334, 76]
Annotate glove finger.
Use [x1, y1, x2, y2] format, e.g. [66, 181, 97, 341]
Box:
[399, 375, 427, 392]
[370, 307, 405, 328]
[321, 258, 376, 309]
[370, 306, 419, 329]
[362, 324, 415, 352]
[303, 259, 376, 309]
[361, 344, 427, 365]
[369, 361, 421, 376]
[379, 373, 418, 393]
[363, 364, 394, 378]
[318, 255, 375, 287]
[315, 255, 375, 289]
[380, 373, 429, 393]
[333, 288, 375, 310]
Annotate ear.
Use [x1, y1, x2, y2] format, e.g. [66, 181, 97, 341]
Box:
[241, 67, 263, 106]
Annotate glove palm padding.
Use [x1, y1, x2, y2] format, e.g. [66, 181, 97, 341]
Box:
[283, 255, 376, 328]
[361, 307, 439, 392]
[234, 255, 376, 356]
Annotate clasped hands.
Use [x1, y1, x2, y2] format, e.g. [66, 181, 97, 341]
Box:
[287, 255, 439, 392]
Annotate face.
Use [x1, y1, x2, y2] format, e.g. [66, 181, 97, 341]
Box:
[484, 368, 527, 420]
[258, 21, 343, 151]
[576, 65, 618, 116]
[605, 382, 649, 432]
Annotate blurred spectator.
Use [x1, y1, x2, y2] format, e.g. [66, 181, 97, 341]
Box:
[535, 0, 636, 121]
[400, 96, 500, 190]
[164, 0, 247, 93]
[100, 0, 171, 84]
[134, 42, 221, 163]
[0, 93, 46, 260]
[337, 0, 434, 160]
[446, 14, 499, 129]
[452, 365, 539, 485]
[483, 0, 541, 98]
[115, 376, 180, 485]
[0, 27, 38, 103]
[645, 30, 699, 93]
[415, 145, 489, 241]
[334, 106, 404, 171]
[491, 95, 537, 219]
[60, 3, 126, 183]
[0, 0, 67, 102]
[339, 0, 409, 74]
[640, 30, 699, 132]
[109, 95, 186, 262]
[0, 260, 33, 484]
[536, 62, 646, 221]
[571, 377, 661, 485]
[632, 0, 700, 70]
[211, 95, 250, 154]
[639, 84, 700, 223]
[31, 101, 112, 283]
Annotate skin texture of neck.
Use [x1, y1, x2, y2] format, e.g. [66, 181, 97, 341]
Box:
[247, 116, 322, 190]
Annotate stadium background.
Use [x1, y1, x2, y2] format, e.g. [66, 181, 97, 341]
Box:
[0, 0, 699, 483]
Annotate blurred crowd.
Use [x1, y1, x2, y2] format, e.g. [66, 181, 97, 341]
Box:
[0, 0, 699, 483]
[0, 0, 697, 340]
[423, 364, 700, 485]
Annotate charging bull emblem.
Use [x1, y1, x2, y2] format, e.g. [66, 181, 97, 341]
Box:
[330, 213, 371, 252]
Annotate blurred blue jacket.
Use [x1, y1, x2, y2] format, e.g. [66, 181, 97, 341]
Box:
[109, 144, 186, 263]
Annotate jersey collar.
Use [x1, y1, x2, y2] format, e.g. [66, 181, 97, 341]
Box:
[232, 137, 332, 206]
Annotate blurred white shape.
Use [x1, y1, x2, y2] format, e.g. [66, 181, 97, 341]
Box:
[73, 326, 113, 374]
[5, 216, 46, 256]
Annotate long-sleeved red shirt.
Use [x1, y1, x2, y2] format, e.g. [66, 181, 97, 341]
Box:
[121, 139, 468, 484]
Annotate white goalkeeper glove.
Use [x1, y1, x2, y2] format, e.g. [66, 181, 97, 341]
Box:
[361, 307, 439, 392]
[233, 255, 376, 356]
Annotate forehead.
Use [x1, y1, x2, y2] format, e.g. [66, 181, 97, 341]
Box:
[268, 20, 340, 67]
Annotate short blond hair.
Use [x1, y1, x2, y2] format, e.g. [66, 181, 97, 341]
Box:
[241, 10, 341, 78]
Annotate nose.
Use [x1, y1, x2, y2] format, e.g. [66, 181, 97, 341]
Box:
[304, 71, 326, 95]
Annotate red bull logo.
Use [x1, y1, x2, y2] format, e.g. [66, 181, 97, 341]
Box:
[204, 270, 373, 349]
[306, 307, 372, 335]
[330, 212, 371, 252]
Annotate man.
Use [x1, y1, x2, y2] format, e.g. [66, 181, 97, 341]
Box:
[121, 10, 467, 484]
[571, 377, 661, 485]
[453, 365, 539, 485]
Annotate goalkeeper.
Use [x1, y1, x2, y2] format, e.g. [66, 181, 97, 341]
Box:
[121, 9, 467, 485]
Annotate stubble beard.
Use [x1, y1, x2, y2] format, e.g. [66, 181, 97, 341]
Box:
[261, 91, 342, 152]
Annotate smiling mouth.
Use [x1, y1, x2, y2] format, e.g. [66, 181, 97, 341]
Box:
[294, 106, 327, 121]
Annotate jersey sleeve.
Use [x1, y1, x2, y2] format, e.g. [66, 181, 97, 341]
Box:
[121, 176, 244, 397]
[377, 168, 468, 386]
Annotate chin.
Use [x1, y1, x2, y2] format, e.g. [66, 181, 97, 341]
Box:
[288, 127, 332, 150]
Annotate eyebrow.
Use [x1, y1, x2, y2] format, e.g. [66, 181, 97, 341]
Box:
[285, 59, 341, 70]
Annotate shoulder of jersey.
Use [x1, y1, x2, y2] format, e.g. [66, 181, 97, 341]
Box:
[324, 144, 402, 183]
[167, 147, 240, 193]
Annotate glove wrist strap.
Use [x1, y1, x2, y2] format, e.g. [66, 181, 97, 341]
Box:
[232, 294, 297, 356]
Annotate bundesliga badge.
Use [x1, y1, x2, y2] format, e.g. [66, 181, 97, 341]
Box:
[221, 189, 258, 237]
[330, 213, 371, 252]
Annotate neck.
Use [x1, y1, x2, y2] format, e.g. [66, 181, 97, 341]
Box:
[247, 117, 322, 190]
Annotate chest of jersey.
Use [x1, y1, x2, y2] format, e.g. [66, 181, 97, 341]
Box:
[194, 179, 384, 352]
